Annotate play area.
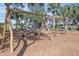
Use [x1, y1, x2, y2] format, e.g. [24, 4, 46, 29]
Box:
[0, 3, 79, 56]
[0, 31, 79, 56]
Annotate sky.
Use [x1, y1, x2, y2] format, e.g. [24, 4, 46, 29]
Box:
[0, 4, 6, 23]
[0, 3, 72, 23]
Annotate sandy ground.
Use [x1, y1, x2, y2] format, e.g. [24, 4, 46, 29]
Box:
[0, 31, 79, 56]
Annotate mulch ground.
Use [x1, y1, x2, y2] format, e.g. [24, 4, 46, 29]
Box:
[0, 31, 79, 56]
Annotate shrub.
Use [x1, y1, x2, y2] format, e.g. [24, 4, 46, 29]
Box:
[76, 26, 79, 31]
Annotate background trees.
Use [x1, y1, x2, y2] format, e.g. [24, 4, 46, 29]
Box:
[1, 3, 79, 31]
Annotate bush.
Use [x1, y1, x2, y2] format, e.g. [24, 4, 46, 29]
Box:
[76, 26, 79, 31]
[68, 27, 72, 30]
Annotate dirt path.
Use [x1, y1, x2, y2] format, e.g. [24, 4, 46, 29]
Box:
[0, 31, 79, 56]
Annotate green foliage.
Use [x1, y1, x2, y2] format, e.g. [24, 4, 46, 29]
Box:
[28, 3, 44, 13]
[48, 3, 60, 12]
[7, 3, 79, 31]
[0, 23, 4, 30]
[77, 25, 79, 31]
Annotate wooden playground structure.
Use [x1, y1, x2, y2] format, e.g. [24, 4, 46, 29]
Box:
[0, 4, 69, 53]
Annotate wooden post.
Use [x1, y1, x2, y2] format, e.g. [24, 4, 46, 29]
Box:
[65, 19, 68, 33]
[4, 3, 14, 53]
[9, 22, 13, 53]
[8, 14, 14, 53]
[43, 16, 53, 40]
[53, 18, 55, 31]
[1, 20, 7, 47]
[45, 22, 53, 40]
[1, 3, 10, 48]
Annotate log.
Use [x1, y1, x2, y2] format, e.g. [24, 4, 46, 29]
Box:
[9, 22, 13, 53]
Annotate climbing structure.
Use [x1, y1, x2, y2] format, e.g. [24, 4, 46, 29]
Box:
[0, 4, 69, 53]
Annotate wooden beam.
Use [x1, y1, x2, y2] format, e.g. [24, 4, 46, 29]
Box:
[46, 16, 68, 20]
[10, 9, 68, 20]
[10, 9, 45, 17]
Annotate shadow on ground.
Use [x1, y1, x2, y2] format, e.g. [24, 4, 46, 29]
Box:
[14, 35, 37, 56]
[0, 30, 49, 55]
